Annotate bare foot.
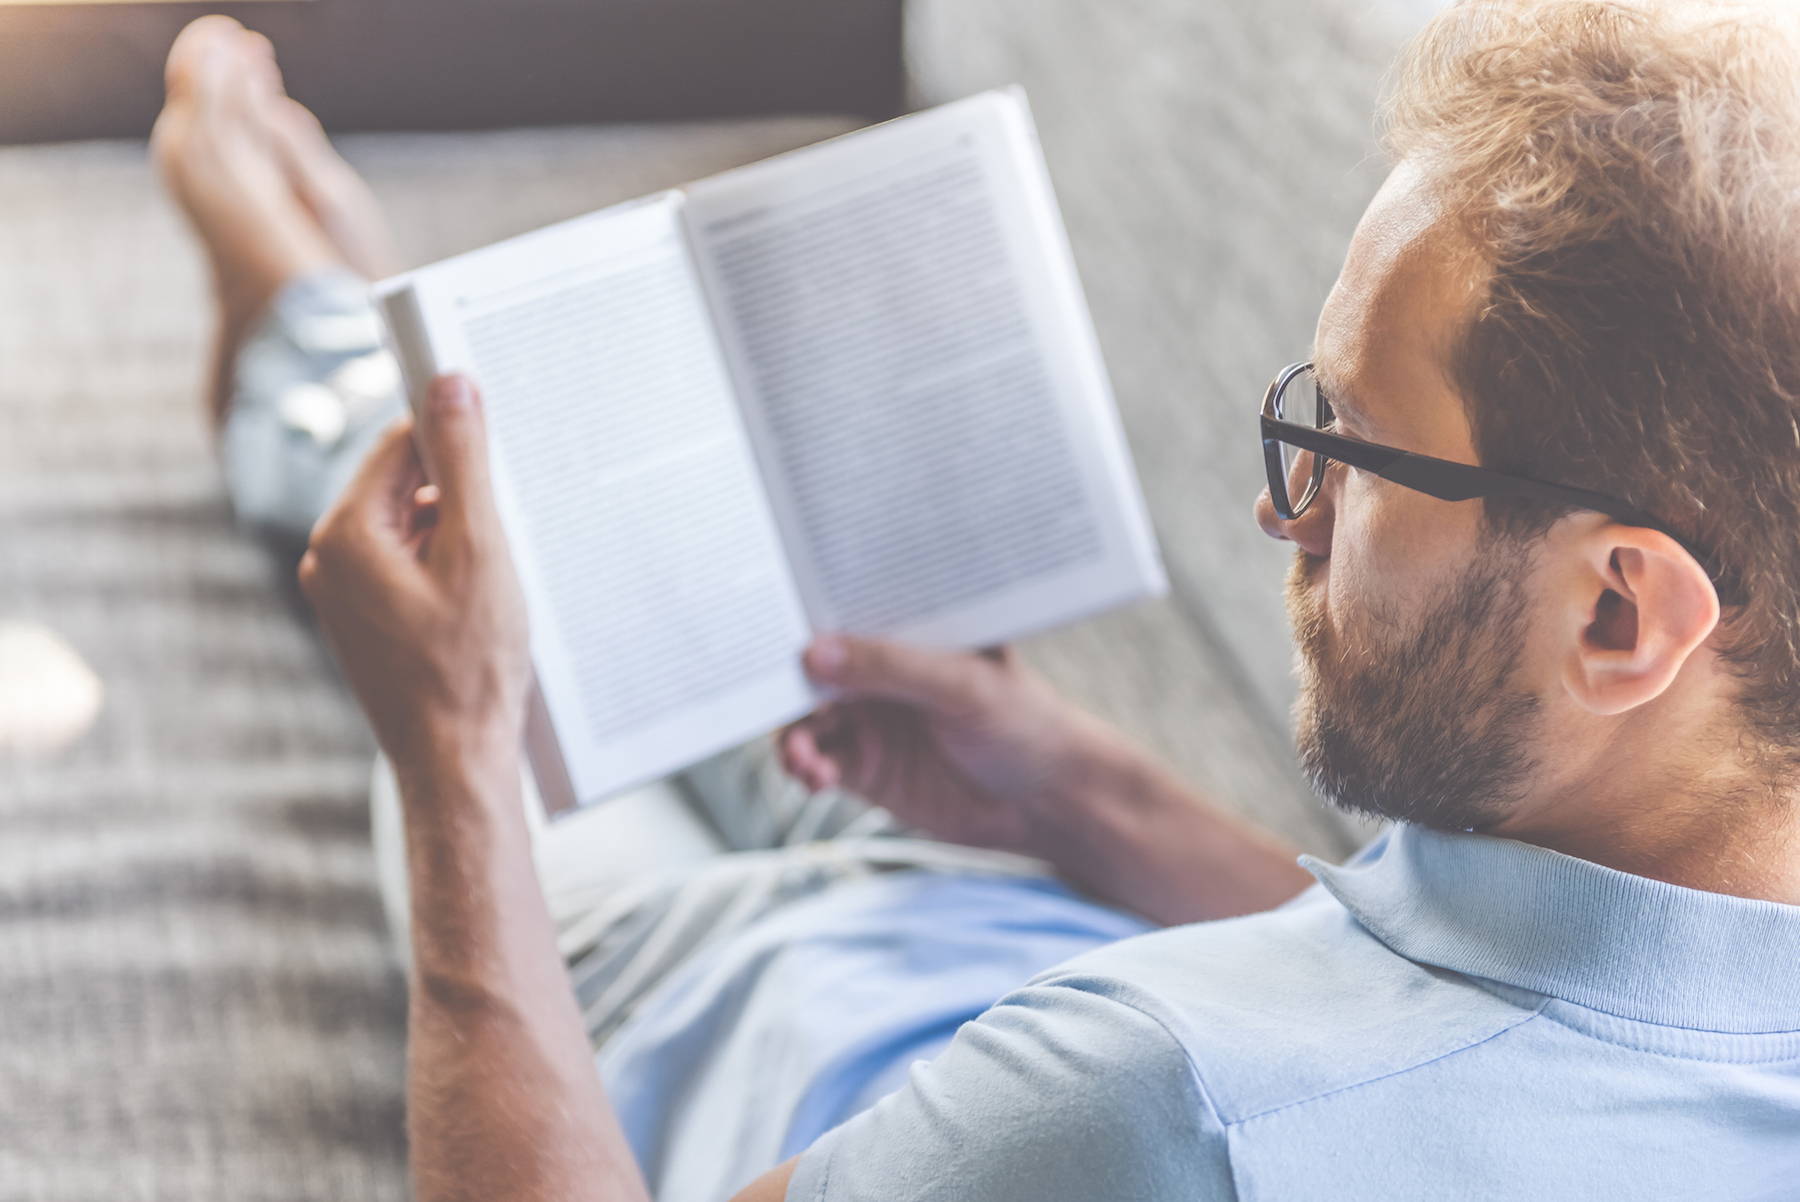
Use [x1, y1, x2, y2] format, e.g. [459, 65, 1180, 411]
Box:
[152, 16, 341, 427]
[217, 22, 402, 280]
[262, 96, 400, 281]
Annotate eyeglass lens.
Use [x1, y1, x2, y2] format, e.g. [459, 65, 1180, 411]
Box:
[1276, 367, 1324, 514]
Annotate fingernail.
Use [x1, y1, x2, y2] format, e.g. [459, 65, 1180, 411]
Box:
[806, 636, 847, 679]
[431, 374, 472, 410]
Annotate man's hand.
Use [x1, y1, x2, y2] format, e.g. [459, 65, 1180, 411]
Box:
[301, 374, 653, 1202]
[298, 373, 531, 770]
[780, 637, 1136, 857]
[783, 635, 1312, 925]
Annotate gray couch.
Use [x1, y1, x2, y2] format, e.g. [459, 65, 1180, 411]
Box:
[0, 1, 1413, 1194]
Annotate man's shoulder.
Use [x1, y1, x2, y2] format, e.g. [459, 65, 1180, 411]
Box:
[1026, 883, 1545, 1125]
[788, 883, 1542, 1202]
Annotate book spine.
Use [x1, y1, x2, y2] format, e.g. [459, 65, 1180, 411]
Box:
[373, 282, 437, 417]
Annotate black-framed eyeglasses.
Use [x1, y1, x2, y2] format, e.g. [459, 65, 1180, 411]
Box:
[1261, 361, 1672, 530]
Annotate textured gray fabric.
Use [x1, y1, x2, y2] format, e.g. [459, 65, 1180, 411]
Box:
[0, 0, 1431, 1190]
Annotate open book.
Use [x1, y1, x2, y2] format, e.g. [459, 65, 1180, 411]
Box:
[375, 89, 1167, 817]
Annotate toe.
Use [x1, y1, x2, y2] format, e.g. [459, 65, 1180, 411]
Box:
[212, 33, 277, 128]
[240, 31, 288, 103]
[163, 15, 246, 98]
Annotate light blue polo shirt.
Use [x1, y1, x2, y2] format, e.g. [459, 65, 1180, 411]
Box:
[788, 824, 1800, 1200]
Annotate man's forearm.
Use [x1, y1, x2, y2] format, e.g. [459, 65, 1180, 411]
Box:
[1032, 728, 1314, 926]
[396, 734, 649, 1202]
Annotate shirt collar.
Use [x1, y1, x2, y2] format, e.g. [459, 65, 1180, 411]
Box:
[1302, 824, 1800, 1033]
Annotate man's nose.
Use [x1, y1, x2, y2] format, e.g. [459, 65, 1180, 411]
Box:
[1253, 485, 1333, 558]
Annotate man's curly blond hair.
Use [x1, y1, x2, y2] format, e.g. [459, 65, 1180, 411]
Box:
[1383, 0, 1800, 758]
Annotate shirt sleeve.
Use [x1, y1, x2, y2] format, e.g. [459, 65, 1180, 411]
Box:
[785, 980, 1234, 1202]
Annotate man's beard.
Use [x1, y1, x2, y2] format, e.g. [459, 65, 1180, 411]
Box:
[1287, 539, 1541, 831]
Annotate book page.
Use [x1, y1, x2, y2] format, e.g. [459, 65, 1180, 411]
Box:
[685, 90, 1166, 649]
[383, 196, 815, 810]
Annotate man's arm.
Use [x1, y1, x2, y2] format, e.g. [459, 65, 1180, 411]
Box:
[395, 735, 649, 1202]
[1020, 724, 1315, 925]
[781, 638, 1312, 927]
[300, 375, 658, 1202]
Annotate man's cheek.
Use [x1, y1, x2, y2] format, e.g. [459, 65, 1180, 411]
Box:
[1321, 511, 1381, 633]
[1343, 496, 1448, 616]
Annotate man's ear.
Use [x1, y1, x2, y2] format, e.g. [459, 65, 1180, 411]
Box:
[1561, 525, 1721, 716]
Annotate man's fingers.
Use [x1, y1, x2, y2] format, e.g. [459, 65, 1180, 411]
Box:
[298, 420, 426, 605]
[801, 635, 990, 715]
[778, 722, 842, 792]
[414, 373, 500, 539]
[313, 419, 423, 544]
[296, 546, 323, 601]
[365, 417, 426, 495]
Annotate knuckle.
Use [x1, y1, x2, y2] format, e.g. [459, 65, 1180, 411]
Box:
[968, 662, 1004, 709]
[305, 518, 369, 582]
[942, 659, 998, 720]
[296, 551, 321, 597]
[848, 640, 892, 684]
[306, 526, 347, 573]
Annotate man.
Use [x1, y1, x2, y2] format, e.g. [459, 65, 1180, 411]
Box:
[155, 1, 1799, 1199]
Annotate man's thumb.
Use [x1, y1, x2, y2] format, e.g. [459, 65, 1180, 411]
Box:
[415, 373, 497, 531]
[803, 635, 988, 712]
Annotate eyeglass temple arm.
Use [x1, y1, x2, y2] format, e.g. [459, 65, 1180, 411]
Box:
[1262, 416, 1666, 530]
[1378, 453, 1666, 529]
